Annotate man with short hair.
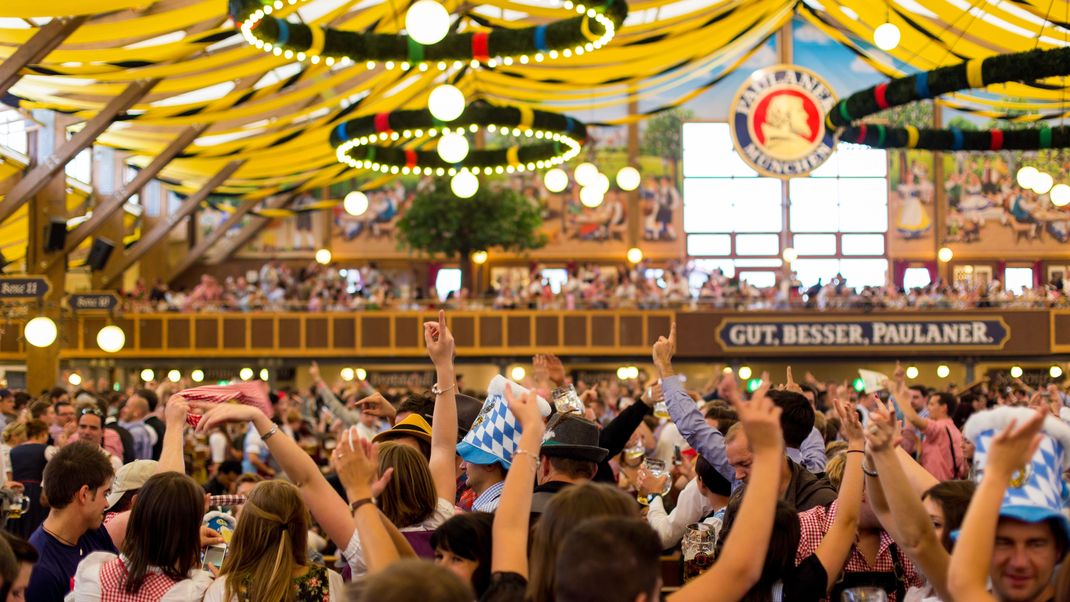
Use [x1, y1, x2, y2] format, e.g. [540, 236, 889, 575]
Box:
[117, 395, 154, 460]
[555, 517, 662, 602]
[895, 373, 966, 481]
[530, 413, 609, 515]
[137, 389, 166, 460]
[50, 401, 74, 442]
[203, 460, 243, 496]
[73, 407, 122, 473]
[26, 442, 117, 602]
[48, 387, 69, 407]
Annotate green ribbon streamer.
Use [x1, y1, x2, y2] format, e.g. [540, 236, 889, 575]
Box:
[1039, 126, 1052, 148]
[407, 38, 424, 63]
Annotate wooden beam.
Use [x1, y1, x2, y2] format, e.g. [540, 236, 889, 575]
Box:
[207, 193, 299, 265]
[0, 17, 87, 97]
[46, 124, 208, 271]
[169, 189, 300, 280]
[100, 160, 243, 288]
[0, 79, 158, 224]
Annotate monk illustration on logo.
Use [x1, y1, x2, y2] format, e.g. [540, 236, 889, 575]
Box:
[758, 93, 818, 161]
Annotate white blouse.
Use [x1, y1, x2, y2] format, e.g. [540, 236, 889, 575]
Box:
[68, 551, 214, 601]
[344, 497, 455, 576]
[201, 570, 345, 602]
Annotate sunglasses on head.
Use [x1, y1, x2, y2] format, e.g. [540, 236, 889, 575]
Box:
[80, 408, 104, 418]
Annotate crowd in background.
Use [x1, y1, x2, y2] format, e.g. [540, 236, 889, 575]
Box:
[0, 313, 1065, 600]
[122, 260, 1070, 313]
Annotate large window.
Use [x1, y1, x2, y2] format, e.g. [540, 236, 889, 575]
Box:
[683, 123, 889, 289]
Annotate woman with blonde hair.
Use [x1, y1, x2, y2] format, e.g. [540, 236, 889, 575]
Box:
[202, 480, 344, 602]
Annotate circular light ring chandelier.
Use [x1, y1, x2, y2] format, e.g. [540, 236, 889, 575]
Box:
[330, 101, 587, 176]
[826, 46, 1070, 151]
[230, 0, 628, 70]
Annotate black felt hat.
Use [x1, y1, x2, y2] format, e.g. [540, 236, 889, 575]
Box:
[539, 413, 609, 463]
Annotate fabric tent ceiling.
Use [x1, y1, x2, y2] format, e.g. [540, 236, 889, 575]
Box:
[1, 0, 1069, 199]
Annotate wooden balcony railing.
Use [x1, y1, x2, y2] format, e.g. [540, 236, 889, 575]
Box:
[1, 308, 1067, 360]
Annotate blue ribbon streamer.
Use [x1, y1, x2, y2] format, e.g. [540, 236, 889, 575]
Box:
[534, 25, 548, 52]
[277, 20, 290, 45]
[914, 72, 930, 99]
[950, 127, 964, 150]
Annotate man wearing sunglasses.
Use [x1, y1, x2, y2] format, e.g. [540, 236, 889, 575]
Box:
[76, 406, 122, 473]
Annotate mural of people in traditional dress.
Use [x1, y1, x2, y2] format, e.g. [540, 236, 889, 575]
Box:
[887, 151, 936, 257]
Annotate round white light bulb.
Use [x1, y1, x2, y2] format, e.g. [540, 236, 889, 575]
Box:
[428, 84, 465, 122]
[451, 170, 479, 198]
[782, 247, 799, 263]
[340, 367, 355, 382]
[140, 369, 155, 382]
[1016, 166, 1038, 189]
[191, 369, 205, 383]
[544, 168, 568, 193]
[471, 250, 488, 265]
[436, 132, 469, 163]
[579, 185, 604, 208]
[259, 368, 269, 381]
[574, 162, 599, 187]
[1010, 365, 1023, 379]
[344, 191, 369, 216]
[873, 22, 901, 51]
[239, 367, 254, 381]
[1031, 171, 1055, 195]
[510, 365, 526, 381]
[616, 166, 641, 191]
[592, 172, 610, 193]
[405, 0, 450, 45]
[905, 365, 919, 379]
[738, 366, 753, 380]
[1049, 184, 1070, 207]
[355, 368, 368, 381]
[68, 373, 82, 386]
[937, 364, 950, 378]
[616, 366, 629, 380]
[315, 248, 332, 265]
[167, 369, 181, 383]
[96, 325, 126, 353]
[24, 316, 58, 348]
[937, 247, 953, 263]
[1050, 365, 1064, 379]
[626, 247, 643, 264]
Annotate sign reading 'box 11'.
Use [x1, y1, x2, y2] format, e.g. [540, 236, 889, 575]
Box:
[718, 318, 1010, 350]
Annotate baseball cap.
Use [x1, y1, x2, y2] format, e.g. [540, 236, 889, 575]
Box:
[106, 460, 158, 509]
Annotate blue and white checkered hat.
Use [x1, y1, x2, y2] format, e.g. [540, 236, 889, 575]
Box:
[963, 406, 1070, 542]
[456, 375, 551, 469]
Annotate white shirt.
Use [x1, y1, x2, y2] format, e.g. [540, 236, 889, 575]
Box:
[202, 570, 344, 602]
[344, 497, 455, 576]
[645, 478, 715, 549]
[209, 431, 229, 465]
[68, 552, 214, 601]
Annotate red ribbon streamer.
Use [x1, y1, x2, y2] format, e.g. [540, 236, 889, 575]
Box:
[856, 123, 868, 144]
[472, 32, 490, 61]
[404, 149, 417, 168]
[874, 83, 889, 110]
[374, 112, 392, 133]
[990, 129, 1003, 151]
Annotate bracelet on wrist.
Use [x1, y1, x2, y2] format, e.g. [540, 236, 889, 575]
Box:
[861, 462, 879, 477]
[349, 497, 375, 513]
[259, 424, 279, 441]
[431, 382, 457, 396]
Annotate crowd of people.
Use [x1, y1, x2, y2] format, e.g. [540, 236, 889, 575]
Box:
[0, 313, 1065, 600]
[122, 261, 1070, 313]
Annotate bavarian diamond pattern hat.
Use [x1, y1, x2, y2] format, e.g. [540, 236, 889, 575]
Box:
[963, 406, 1070, 542]
[456, 375, 551, 469]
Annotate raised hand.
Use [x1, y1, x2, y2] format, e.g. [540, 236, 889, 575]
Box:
[532, 355, 550, 385]
[504, 383, 545, 436]
[836, 396, 865, 446]
[309, 361, 322, 383]
[423, 309, 455, 366]
[190, 401, 261, 432]
[332, 427, 393, 499]
[985, 411, 1046, 478]
[652, 322, 676, 373]
[731, 376, 782, 456]
[864, 400, 898, 453]
[353, 392, 397, 420]
[783, 367, 804, 394]
[164, 395, 190, 427]
[545, 354, 566, 386]
[893, 360, 906, 384]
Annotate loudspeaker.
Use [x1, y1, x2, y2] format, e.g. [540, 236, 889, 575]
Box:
[87, 238, 114, 272]
[44, 219, 66, 252]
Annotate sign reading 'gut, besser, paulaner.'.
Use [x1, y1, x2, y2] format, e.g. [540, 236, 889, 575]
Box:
[718, 318, 1010, 349]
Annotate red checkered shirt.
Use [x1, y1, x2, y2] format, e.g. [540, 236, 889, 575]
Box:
[99, 556, 179, 601]
[795, 500, 923, 602]
[209, 494, 247, 508]
[176, 382, 274, 427]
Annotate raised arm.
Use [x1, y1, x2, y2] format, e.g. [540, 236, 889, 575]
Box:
[947, 411, 1045, 602]
[332, 430, 399, 573]
[491, 385, 546, 577]
[891, 361, 927, 431]
[671, 382, 783, 602]
[866, 400, 952, 601]
[814, 397, 865, 591]
[157, 395, 189, 474]
[425, 310, 459, 503]
[655, 323, 734, 483]
[193, 403, 355, 552]
[310, 362, 362, 426]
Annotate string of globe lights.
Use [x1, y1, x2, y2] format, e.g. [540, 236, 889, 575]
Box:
[230, 0, 627, 70]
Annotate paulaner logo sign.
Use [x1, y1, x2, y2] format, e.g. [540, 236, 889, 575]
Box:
[730, 64, 837, 178]
[718, 318, 1010, 350]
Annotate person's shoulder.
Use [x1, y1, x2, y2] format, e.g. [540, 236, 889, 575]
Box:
[83, 524, 119, 554]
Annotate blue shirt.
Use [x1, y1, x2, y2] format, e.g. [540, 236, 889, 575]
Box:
[118, 419, 154, 460]
[472, 479, 505, 512]
[27, 524, 117, 602]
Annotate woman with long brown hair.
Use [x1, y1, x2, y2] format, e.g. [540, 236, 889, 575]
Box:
[70, 472, 213, 600]
[201, 480, 344, 602]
